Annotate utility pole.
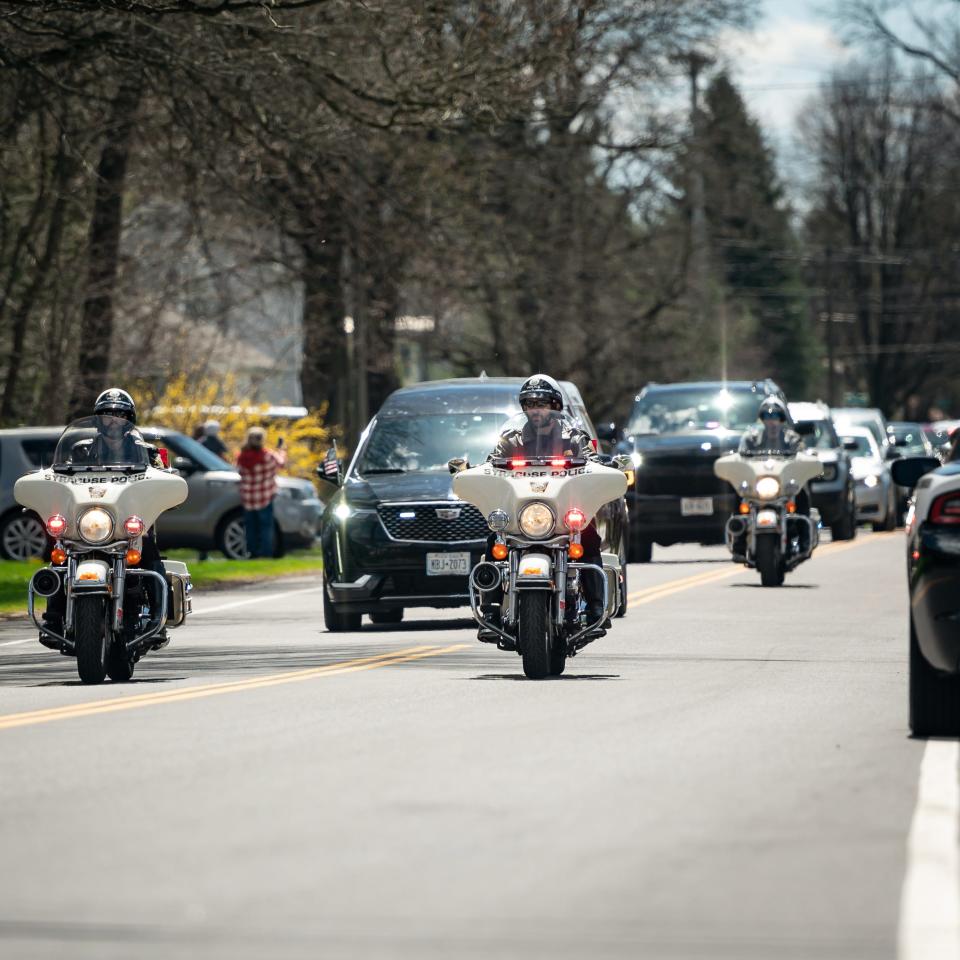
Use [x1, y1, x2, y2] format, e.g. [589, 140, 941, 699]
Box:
[824, 247, 835, 406]
[674, 50, 718, 377]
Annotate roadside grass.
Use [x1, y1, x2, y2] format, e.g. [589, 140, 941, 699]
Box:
[0, 550, 323, 616]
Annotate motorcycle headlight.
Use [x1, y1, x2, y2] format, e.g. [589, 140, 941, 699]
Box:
[518, 501, 555, 539]
[78, 507, 114, 544]
[755, 476, 780, 500]
[487, 509, 509, 532]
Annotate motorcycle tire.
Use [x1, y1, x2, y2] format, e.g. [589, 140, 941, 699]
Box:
[755, 536, 784, 588]
[615, 562, 628, 618]
[106, 642, 136, 682]
[519, 592, 561, 679]
[322, 584, 361, 632]
[75, 595, 108, 684]
[628, 538, 652, 564]
[831, 493, 857, 542]
[370, 608, 404, 625]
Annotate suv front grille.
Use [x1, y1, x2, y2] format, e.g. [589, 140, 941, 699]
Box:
[378, 503, 488, 542]
[634, 455, 729, 497]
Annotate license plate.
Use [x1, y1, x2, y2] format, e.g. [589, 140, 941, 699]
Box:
[426, 552, 470, 576]
[681, 497, 714, 517]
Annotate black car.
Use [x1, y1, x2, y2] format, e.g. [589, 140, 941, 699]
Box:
[788, 401, 858, 541]
[617, 379, 785, 562]
[891, 455, 960, 735]
[318, 378, 629, 631]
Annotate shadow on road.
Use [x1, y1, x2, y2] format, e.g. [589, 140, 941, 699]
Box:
[471, 673, 620, 681]
[651, 559, 729, 565]
[729, 583, 818, 589]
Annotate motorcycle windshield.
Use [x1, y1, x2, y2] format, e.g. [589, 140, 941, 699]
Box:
[52, 416, 151, 470]
[740, 426, 797, 458]
[492, 411, 585, 461]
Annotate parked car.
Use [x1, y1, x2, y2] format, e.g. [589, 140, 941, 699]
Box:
[616, 379, 785, 562]
[0, 428, 59, 559]
[888, 421, 936, 520]
[832, 407, 891, 457]
[840, 426, 897, 531]
[317, 377, 628, 631]
[788, 401, 857, 541]
[890, 454, 960, 735]
[0, 425, 321, 560]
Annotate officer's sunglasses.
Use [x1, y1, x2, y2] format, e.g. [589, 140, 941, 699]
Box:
[522, 399, 551, 410]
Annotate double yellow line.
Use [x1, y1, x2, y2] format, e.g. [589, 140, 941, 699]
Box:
[0, 644, 467, 732]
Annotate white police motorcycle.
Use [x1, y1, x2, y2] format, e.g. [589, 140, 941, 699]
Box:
[15, 415, 192, 683]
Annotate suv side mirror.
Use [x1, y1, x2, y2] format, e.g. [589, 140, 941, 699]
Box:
[795, 421, 815, 438]
[448, 457, 469, 475]
[172, 456, 198, 475]
[890, 456, 940, 489]
[885, 446, 902, 461]
[842, 439, 859, 452]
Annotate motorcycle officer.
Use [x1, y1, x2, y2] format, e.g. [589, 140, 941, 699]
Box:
[482, 375, 607, 629]
[733, 396, 811, 557]
[42, 389, 171, 643]
[739, 396, 801, 457]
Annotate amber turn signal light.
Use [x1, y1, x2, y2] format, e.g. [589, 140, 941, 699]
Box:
[51, 548, 67, 565]
[125, 549, 142, 566]
[738, 502, 750, 515]
[568, 542, 584, 559]
[491, 543, 508, 560]
[786, 501, 796, 514]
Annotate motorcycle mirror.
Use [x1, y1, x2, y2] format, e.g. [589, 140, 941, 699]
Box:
[596, 422, 618, 444]
[612, 454, 632, 472]
[447, 457, 469, 475]
[172, 456, 198, 475]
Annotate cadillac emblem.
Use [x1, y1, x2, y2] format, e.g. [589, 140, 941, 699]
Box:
[435, 507, 461, 520]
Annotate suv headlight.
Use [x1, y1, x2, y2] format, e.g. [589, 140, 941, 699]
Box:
[755, 476, 780, 500]
[78, 508, 114, 544]
[820, 464, 838, 482]
[518, 502, 555, 538]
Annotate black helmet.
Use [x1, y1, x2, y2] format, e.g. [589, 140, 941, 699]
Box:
[758, 396, 788, 422]
[94, 388, 137, 424]
[519, 374, 564, 411]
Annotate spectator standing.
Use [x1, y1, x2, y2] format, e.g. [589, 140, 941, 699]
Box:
[236, 427, 286, 558]
[201, 420, 229, 458]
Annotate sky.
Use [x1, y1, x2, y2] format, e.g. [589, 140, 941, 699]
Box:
[722, 0, 852, 183]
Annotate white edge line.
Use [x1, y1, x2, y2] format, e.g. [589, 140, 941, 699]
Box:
[192, 585, 322, 616]
[898, 739, 960, 960]
[0, 638, 36, 647]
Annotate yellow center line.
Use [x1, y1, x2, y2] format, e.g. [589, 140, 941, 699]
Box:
[627, 530, 900, 607]
[0, 644, 468, 732]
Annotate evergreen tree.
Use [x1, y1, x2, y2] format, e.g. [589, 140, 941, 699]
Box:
[700, 74, 818, 397]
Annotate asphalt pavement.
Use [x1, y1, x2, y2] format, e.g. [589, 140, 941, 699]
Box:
[0, 531, 952, 960]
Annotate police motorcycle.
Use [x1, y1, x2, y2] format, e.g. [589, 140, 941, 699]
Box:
[714, 445, 823, 587]
[449, 413, 629, 679]
[14, 415, 192, 683]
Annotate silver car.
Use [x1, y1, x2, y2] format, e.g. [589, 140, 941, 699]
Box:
[841, 426, 898, 531]
[0, 426, 322, 560]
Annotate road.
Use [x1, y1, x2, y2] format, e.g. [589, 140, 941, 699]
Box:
[0, 532, 952, 960]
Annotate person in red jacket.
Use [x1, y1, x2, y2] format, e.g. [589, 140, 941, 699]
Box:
[236, 427, 286, 558]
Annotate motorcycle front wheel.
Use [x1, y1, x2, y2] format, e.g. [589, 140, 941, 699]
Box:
[756, 536, 785, 587]
[75, 595, 108, 684]
[519, 592, 564, 679]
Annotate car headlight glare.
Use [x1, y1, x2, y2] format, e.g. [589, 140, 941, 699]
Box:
[863, 473, 880, 488]
[78, 508, 114, 544]
[755, 476, 780, 500]
[518, 501, 555, 538]
[333, 503, 352, 521]
[631, 451, 644, 468]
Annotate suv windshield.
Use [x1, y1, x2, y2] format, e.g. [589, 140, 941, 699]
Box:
[797, 419, 838, 451]
[842, 434, 877, 458]
[626, 387, 764, 435]
[53, 416, 151, 470]
[356, 414, 505, 474]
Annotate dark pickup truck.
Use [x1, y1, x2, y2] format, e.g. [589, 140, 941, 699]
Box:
[617, 379, 786, 562]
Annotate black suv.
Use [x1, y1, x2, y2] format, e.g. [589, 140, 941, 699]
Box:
[617, 380, 785, 562]
[318, 378, 628, 631]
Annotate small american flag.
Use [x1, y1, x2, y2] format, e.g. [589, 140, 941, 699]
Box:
[321, 444, 340, 479]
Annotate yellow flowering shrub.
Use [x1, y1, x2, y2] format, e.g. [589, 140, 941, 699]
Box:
[140, 375, 338, 482]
